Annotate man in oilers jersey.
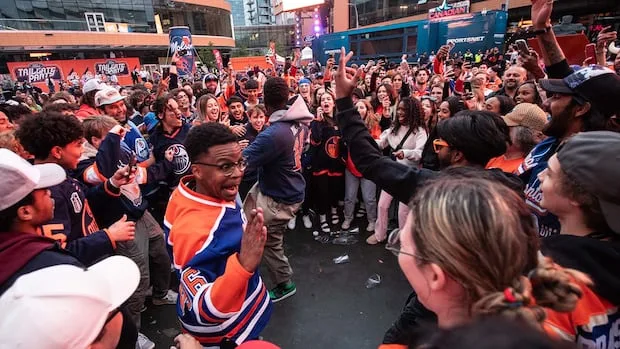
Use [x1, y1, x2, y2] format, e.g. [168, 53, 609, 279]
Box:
[164, 123, 272, 347]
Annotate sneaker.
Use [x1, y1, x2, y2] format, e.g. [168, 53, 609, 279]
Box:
[136, 333, 155, 349]
[303, 215, 312, 229]
[287, 217, 296, 230]
[366, 221, 376, 232]
[341, 219, 352, 230]
[152, 289, 178, 305]
[366, 234, 383, 245]
[269, 281, 296, 303]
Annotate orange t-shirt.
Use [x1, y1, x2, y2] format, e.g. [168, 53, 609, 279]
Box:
[485, 155, 524, 174]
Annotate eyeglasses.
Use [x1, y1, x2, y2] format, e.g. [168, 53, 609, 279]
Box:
[385, 228, 425, 260]
[432, 139, 449, 153]
[194, 158, 248, 176]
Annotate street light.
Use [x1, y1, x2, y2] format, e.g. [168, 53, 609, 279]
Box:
[348, 3, 359, 29]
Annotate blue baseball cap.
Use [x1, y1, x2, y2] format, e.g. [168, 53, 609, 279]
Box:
[299, 78, 311, 85]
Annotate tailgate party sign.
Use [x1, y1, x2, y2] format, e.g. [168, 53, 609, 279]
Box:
[8, 57, 140, 91]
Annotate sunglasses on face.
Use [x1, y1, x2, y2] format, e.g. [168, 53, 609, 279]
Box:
[432, 139, 449, 153]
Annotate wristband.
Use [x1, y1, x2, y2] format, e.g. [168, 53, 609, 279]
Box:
[533, 26, 552, 36]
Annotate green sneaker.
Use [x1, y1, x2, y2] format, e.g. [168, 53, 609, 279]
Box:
[268, 281, 296, 303]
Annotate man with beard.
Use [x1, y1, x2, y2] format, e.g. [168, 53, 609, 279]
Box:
[517, 65, 620, 237]
[411, 69, 430, 98]
[487, 66, 527, 99]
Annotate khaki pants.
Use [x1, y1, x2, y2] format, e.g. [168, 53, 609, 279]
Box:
[243, 183, 302, 286]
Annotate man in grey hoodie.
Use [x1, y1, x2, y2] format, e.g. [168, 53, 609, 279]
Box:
[242, 77, 313, 302]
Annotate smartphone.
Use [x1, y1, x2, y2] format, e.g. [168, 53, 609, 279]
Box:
[516, 39, 529, 54]
[125, 153, 137, 180]
[464, 81, 472, 94]
[162, 66, 170, 79]
[585, 43, 596, 63]
[447, 41, 455, 51]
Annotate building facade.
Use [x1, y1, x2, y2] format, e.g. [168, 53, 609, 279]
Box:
[229, 0, 247, 26]
[0, 0, 235, 69]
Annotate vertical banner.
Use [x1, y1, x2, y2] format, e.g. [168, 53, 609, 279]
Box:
[267, 40, 277, 65]
[213, 49, 223, 72]
[169, 26, 195, 77]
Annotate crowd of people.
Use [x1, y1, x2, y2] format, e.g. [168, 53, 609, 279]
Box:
[0, 0, 619, 348]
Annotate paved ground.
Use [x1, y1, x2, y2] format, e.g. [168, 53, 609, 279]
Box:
[141, 216, 412, 348]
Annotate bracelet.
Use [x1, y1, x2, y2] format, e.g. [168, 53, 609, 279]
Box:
[532, 26, 552, 36]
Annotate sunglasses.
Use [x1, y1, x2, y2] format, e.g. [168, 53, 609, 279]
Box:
[432, 139, 449, 153]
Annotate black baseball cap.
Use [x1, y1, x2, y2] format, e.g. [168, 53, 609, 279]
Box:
[204, 73, 218, 82]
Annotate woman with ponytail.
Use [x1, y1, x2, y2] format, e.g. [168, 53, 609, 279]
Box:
[380, 175, 587, 348]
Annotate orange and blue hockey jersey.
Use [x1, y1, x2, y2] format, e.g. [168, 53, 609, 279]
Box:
[164, 176, 272, 347]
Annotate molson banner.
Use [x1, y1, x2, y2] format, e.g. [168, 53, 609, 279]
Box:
[7, 57, 140, 91]
[169, 26, 195, 77]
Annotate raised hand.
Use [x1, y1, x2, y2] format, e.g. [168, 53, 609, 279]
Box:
[596, 26, 617, 50]
[110, 164, 136, 187]
[531, 0, 553, 29]
[107, 214, 136, 243]
[238, 208, 267, 273]
[334, 47, 363, 99]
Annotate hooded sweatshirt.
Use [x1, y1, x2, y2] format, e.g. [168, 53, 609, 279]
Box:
[242, 96, 312, 204]
[541, 234, 620, 346]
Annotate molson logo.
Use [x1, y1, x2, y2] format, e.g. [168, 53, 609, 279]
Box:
[170, 36, 193, 55]
[95, 60, 129, 76]
[429, 0, 470, 20]
[14, 63, 62, 83]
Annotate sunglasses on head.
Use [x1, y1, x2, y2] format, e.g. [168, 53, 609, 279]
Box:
[432, 139, 449, 153]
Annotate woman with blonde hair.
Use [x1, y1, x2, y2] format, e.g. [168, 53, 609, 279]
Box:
[382, 174, 586, 347]
[195, 93, 220, 125]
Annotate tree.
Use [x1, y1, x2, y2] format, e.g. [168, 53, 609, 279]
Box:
[196, 42, 216, 69]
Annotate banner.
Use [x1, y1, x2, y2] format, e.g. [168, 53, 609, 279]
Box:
[169, 26, 195, 77]
[213, 49, 223, 71]
[267, 41, 277, 66]
[429, 0, 470, 21]
[7, 57, 141, 91]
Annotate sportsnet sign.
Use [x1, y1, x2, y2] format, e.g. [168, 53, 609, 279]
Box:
[14, 63, 62, 83]
[429, 0, 470, 20]
[95, 60, 129, 76]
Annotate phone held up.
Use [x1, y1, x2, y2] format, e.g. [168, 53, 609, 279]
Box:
[125, 153, 137, 181]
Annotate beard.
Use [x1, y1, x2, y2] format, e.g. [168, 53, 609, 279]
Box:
[543, 105, 574, 138]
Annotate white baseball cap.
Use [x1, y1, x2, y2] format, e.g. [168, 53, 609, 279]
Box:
[0, 149, 66, 211]
[0, 256, 140, 349]
[95, 87, 126, 107]
[82, 78, 106, 94]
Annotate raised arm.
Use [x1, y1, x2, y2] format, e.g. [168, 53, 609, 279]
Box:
[530, 0, 572, 78]
[333, 48, 436, 205]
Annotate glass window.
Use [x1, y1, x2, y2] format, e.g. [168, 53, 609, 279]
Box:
[360, 38, 403, 56]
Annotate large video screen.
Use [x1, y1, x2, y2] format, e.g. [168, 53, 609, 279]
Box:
[282, 0, 325, 12]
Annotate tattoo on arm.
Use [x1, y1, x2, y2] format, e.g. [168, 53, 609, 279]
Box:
[537, 30, 566, 66]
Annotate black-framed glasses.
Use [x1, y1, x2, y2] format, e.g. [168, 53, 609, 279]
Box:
[385, 228, 426, 260]
[193, 158, 248, 176]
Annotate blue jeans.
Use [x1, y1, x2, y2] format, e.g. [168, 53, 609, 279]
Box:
[344, 169, 377, 223]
